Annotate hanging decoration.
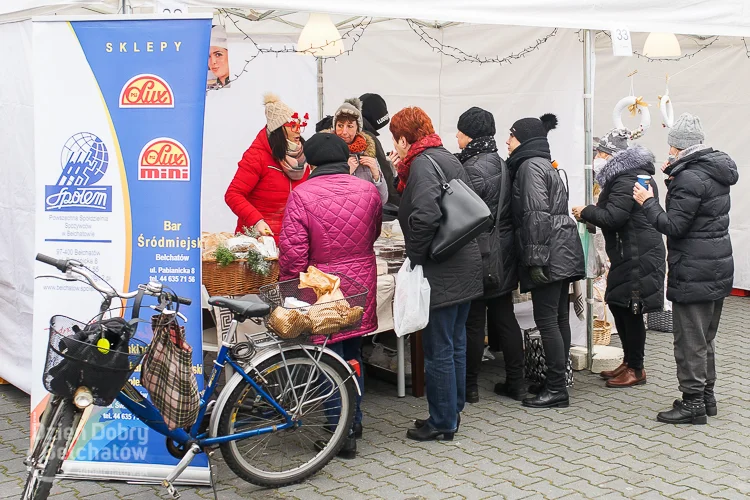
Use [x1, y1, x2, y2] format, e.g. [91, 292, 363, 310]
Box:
[214, 10, 371, 90]
[613, 71, 650, 139]
[658, 77, 675, 128]
[407, 19, 558, 65]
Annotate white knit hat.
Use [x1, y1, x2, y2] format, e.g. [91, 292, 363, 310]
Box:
[264, 93, 295, 132]
[210, 25, 228, 49]
[334, 98, 364, 131]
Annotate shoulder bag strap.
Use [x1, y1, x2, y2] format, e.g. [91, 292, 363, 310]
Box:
[424, 154, 451, 192]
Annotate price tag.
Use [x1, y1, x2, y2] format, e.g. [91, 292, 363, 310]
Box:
[155, 0, 188, 14]
[610, 28, 633, 57]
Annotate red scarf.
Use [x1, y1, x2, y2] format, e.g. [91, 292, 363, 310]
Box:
[348, 133, 368, 154]
[396, 133, 443, 193]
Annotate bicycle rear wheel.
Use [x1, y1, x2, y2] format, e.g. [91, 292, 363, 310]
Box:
[22, 398, 75, 500]
[218, 348, 356, 487]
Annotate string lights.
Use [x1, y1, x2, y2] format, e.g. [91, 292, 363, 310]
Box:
[407, 19, 558, 65]
[598, 31, 721, 62]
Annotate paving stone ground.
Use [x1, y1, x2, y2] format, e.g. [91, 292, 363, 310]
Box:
[2, 296, 749, 499]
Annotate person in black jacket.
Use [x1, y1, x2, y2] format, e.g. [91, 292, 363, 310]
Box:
[360, 93, 400, 212]
[506, 113, 585, 409]
[572, 129, 666, 388]
[634, 113, 738, 425]
[391, 106, 483, 441]
[455, 107, 524, 403]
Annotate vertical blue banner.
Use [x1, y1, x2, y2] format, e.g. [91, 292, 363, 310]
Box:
[57, 17, 211, 479]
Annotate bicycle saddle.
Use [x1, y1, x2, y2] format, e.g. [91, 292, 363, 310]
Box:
[208, 297, 270, 318]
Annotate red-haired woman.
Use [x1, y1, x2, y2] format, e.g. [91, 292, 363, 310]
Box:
[390, 107, 483, 441]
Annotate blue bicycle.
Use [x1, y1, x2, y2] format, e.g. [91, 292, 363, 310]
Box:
[24, 254, 360, 499]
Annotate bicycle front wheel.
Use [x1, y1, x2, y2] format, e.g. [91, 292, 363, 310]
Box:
[218, 348, 356, 487]
[22, 398, 75, 500]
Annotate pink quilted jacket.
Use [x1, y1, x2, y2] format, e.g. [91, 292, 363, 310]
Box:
[279, 173, 382, 343]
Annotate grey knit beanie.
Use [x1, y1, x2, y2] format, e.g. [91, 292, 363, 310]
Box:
[668, 113, 704, 150]
[334, 98, 364, 131]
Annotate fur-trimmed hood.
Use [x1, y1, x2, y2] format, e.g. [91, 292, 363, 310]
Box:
[596, 144, 655, 189]
[321, 129, 377, 158]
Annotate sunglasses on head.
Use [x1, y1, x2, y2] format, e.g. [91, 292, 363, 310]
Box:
[285, 112, 309, 133]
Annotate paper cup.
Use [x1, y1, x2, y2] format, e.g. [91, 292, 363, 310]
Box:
[637, 175, 651, 189]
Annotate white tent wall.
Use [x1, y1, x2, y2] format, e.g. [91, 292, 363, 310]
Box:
[0, 20, 35, 393]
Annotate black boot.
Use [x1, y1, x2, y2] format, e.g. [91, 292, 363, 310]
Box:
[658, 393, 707, 425]
[522, 387, 569, 408]
[466, 390, 480, 404]
[414, 413, 460, 432]
[527, 382, 545, 395]
[406, 423, 454, 442]
[672, 384, 718, 417]
[353, 422, 363, 438]
[494, 380, 526, 401]
[314, 431, 357, 459]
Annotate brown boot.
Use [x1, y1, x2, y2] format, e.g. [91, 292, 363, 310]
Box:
[606, 368, 647, 388]
[600, 362, 627, 380]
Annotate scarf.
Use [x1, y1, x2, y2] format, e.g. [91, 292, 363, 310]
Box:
[348, 133, 368, 155]
[308, 161, 350, 180]
[396, 133, 443, 194]
[506, 137, 552, 178]
[455, 136, 498, 164]
[281, 141, 308, 181]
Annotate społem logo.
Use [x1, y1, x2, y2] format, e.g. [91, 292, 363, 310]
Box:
[45, 132, 113, 212]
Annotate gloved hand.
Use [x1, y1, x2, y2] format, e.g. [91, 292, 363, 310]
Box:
[530, 266, 547, 284]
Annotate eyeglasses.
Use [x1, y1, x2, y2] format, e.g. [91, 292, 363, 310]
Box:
[285, 112, 309, 133]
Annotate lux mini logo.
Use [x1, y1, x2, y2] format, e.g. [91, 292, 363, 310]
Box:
[119, 74, 174, 108]
[138, 138, 190, 181]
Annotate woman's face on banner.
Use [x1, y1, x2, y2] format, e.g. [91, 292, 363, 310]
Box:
[209, 47, 229, 80]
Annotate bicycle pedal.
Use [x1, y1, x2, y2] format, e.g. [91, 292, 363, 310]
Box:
[162, 480, 180, 499]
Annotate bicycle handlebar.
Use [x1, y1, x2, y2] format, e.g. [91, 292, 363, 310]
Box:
[36, 252, 192, 305]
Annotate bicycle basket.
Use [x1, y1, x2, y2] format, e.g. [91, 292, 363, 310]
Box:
[258, 274, 368, 339]
[43, 315, 148, 406]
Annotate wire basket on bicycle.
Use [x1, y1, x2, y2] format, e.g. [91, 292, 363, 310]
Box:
[259, 273, 368, 340]
[43, 315, 148, 407]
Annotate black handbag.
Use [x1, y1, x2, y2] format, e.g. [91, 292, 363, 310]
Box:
[479, 160, 508, 289]
[425, 155, 492, 263]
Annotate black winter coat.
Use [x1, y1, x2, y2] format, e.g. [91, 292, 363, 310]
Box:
[398, 146, 484, 309]
[510, 152, 585, 292]
[642, 147, 738, 304]
[363, 123, 400, 207]
[581, 145, 665, 312]
[462, 151, 517, 298]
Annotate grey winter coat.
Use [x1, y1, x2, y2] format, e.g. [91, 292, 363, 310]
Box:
[581, 145, 665, 312]
[642, 146, 738, 304]
[511, 156, 585, 292]
[398, 146, 484, 309]
[462, 151, 517, 297]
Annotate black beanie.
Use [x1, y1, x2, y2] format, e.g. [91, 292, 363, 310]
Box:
[304, 133, 350, 167]
[457, 107, 496, 139]
[315, 115, 333, 133]
[359, 93, 389, 134]
[510, 113, 558, 143]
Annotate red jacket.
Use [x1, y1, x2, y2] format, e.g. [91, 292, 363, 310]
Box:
[225, 128, 310, 242]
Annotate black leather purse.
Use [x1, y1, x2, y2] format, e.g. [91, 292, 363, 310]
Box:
[425, 155, 492, 263]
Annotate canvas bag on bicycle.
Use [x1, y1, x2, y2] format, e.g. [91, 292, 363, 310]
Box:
[141, 314, 200, 430]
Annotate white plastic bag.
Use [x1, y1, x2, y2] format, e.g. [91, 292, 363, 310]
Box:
[393, 258, 431, 337]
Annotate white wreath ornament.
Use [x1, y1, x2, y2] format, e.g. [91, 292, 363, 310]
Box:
[659, 94, 674, 128]
[613, 95, 651, 139]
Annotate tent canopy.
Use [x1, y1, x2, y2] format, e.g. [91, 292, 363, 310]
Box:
[3, 0, 750, 37]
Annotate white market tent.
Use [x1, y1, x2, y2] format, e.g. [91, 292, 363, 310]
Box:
[2, 0, 749, 393]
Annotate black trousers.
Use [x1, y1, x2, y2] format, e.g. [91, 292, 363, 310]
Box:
[609, 305, 647, 371]
[465, 293, 524, 391]
[531, 280, 571, 392]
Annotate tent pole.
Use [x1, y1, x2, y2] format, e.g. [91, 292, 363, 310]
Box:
[121, 0, 130, 14]
[583, 29, 595, 370]
[317, 57, 324, 121]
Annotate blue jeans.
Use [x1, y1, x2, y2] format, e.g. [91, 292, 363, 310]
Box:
[327, 337, 363, 426]
[424, 302, 471, 432]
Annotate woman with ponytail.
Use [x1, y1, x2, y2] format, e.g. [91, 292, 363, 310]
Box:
[506, 113, 585, 409]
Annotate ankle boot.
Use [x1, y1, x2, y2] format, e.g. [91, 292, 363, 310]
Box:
[494, 380, 526, 401]
[600, 362, 628, 380]
[522, 387, 569, 408]
[658, 393, 707, 425]
[606, 368, 646, 388]
[704, 383, 718, 417]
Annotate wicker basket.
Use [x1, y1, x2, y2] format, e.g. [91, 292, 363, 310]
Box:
[647, 310, 673, 333]
[202, 260, 279, 297]
[593, 288, 612, 346]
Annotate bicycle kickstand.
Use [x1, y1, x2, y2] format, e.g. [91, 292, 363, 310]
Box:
[162, 443, 201, 499]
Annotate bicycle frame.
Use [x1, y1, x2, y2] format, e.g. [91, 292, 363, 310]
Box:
[115, 316, 356, 450]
